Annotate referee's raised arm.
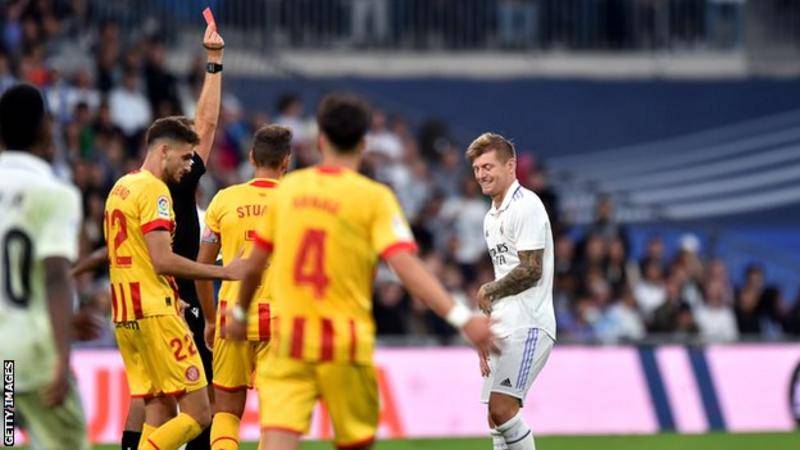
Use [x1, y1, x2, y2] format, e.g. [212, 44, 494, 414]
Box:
[193, 23, 225, 165]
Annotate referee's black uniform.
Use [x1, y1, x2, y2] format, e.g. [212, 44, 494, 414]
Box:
[169, 151, 212, 450]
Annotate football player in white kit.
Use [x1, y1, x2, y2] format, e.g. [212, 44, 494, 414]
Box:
[0, 84, 88, 449]
[467, 133, 556, 450]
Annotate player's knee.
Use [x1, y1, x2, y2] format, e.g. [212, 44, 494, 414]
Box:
[488, 399, 518, 425]
[212, 404, 245, 418]
[212, 388, 247, 414]
[193, 409, 212, 429]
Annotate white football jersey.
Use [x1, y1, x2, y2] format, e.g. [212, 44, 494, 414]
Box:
[484, 180, 556, 340]
[0, 152, 81, 392]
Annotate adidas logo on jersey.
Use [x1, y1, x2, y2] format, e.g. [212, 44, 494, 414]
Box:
[500, 378, 513, 387]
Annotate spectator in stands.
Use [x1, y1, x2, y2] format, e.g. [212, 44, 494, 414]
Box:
[364, 109, 405, 190]
[554, 233, 575, 277]
[565, 296, 598, 342]
[94, 22, 120, 93]
[784, 289, 800, 335]
[0, 52, 17, 93]
[674, 233, 705, 290]
[108, 68, 150, 144]
[703, 259, 730, 307]
[596, 286, 645, 343]
[274, 91, 308, 144]
[605, 236, 629, 296]
[144, 38, 181, 118]
[742, 263, 766, 296]
[735, 287, 761, 335]
[433, 141, 466, 198]
[634, 257, 667, 321]
[694, 280, 739, 343]
[673, 303, 699, 339]
[439, 176, 487, 278]
[374, 280, 410, 336]
[758, 286, 787, 338]
[410, 191, 445, 254]
[651, 275, 691, 333]
[576, 231, 607, 278]
[525, 164, 560, 230]
[642, 234, 665, 268]
[395, 157, 434, 222]
[365, 109, 403, 161]
[589, 194, 630, 249]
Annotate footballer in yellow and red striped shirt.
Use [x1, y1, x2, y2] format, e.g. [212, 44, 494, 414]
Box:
[105, 117, 239, 408]
[229, 94, 494, 450]
[195, 124, 293, 450]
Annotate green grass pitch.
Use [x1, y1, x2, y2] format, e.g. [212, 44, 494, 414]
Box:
[48, 432, 799, 450]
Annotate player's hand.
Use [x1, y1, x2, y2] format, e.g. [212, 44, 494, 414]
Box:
[178, 300, 191, 316]
[203, 23, 224, 63]
[204, 320, 215, 351]
[72, 303, 104, 341]
[224, 311, 247, 341]
[476, 284, 493, 315]
[222, 253, 249, 281]
[462, 315, 498, 355]
[41, 360, 70, 407]
[479, 350, 490, 377]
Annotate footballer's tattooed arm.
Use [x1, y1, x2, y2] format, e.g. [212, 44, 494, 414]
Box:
[482, 249, 544, 301]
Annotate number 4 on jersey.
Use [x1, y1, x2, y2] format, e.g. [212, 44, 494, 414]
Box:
[293, 229, 329, 299]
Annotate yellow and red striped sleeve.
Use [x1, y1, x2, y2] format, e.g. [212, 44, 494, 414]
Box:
[371, 186, 417, 259]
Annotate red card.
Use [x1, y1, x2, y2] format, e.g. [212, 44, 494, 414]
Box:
[202, 7, 216, 28]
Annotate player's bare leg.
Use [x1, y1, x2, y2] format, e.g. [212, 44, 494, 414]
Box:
[141, 389, 211, 450]
[138, 396, 177, 449]
[489, 392, 534, 449]
[125, 398, 146, 430]
[210, 388, 246, 449]
[261, 430, 300, 450]
[121, 398, 145, 449]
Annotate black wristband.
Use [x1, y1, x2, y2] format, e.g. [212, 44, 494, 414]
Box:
[206, 62, 223, 74]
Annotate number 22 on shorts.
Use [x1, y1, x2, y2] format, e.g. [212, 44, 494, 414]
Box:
[170, 334, 197, 361]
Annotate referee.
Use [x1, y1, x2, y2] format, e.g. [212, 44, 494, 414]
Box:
[71, 24, 224, 450]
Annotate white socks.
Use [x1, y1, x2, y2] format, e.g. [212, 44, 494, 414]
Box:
[490, 428, 508, 450]
[495, 412, 535, 450]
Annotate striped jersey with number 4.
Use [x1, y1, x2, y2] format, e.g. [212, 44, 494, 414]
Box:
[254, 166, 417, 364]
[0, 152, 82, 392]
[204, 178, 278, 341]
[104, 169, 179, 322]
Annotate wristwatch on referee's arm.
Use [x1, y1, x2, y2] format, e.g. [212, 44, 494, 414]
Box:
[206, 62, 223, 74]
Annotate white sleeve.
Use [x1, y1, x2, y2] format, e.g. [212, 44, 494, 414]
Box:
[35, 185, 82, 262]
[511, 197, 548, 252]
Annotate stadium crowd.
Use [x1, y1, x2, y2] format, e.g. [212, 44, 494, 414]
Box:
[2, 0, 799, 347]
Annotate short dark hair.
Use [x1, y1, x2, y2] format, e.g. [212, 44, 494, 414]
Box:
[316, 93, 371, 153]
[145, 116, 200, 147]
[252, 124, 292, 168]
[0, 83, 47, 150]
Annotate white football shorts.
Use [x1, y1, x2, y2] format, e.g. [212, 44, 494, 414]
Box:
[481, 327, 553, 406]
